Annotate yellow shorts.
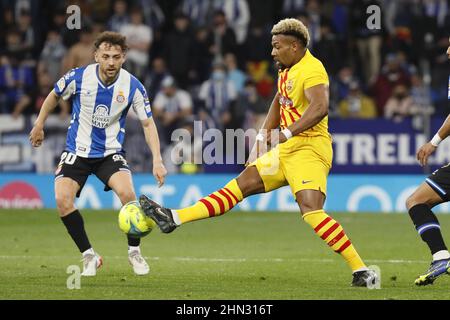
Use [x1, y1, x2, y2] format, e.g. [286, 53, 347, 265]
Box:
[251, 135, 333, 196]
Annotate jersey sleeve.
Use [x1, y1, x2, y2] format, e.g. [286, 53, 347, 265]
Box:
[132, 82, 152, 120]
[303, 63, 329, 90]
[54, 69, 78, 100]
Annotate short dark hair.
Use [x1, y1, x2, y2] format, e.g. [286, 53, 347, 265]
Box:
[94, 31, 128, 52]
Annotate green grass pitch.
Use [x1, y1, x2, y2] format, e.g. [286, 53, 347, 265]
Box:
[0, 209, 449, 300]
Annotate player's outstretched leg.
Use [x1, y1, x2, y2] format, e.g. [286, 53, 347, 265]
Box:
[140, 179, 244, 233]
[140, 167, 266, 233]
[406, 183, 450, 286]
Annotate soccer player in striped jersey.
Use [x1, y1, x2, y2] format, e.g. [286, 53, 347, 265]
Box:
[404, 38, 450, 286]
[29, 31, 167, 276]
[140, 19, 377, 287]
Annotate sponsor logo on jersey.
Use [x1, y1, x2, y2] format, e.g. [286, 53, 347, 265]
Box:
[92, 104, 110, 128]
[0, 181, 43, 209]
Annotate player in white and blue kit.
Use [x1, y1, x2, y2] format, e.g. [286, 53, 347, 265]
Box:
[30, 32, 167, 276]
[404, 38, 450, 286]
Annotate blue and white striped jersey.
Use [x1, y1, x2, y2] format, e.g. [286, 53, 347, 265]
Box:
[54, 64, 152, 158]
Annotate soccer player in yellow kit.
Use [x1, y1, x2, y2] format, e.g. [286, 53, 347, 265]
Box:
[140, 18, 377, 287]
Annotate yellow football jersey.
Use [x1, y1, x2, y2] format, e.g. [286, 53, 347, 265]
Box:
[277, 49, 329, 137]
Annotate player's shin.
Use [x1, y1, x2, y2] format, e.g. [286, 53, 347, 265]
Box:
[61, 209, 92, 253]
[303, 210, 367, 272]
[409, 204, 450, 260]
[175, 179, 244, 224]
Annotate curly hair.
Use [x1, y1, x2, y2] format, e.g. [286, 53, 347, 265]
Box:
[94, 31, 128, 52]
[271, 18, 310, 48]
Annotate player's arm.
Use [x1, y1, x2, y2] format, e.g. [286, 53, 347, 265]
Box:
[279, 84, 328, 143]
[417, 115, 450, 166]
[29, 89, 60, 147]
[140, 117, 167, 187]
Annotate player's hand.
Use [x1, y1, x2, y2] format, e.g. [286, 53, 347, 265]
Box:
[29, 124, 44, 148]
[416, 142, 437, 167]
[153, 161, 167, 187]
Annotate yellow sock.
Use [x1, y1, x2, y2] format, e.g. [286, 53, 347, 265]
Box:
[176, 179, 243, 224]
[303, 209, 366, 272]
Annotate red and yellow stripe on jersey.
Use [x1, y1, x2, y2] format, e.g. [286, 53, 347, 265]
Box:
[277, 49, 330, 137]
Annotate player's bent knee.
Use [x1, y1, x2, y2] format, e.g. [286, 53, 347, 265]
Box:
[116, 190, 136, 205]
[55, 193, 76, 216]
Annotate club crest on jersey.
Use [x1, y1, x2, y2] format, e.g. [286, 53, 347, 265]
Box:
[92, 104, 110, 128]
[286, 79, 293, 92]
[116, 91, 126, 103]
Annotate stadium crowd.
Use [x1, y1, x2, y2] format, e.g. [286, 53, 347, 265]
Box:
[0, 0, 449, 173]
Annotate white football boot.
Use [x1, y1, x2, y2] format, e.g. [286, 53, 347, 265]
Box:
[81, 252, 103, 276]
[128, 250, 150, 275]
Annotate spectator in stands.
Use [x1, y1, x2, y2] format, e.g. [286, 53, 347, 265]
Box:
[243, 23, 272, 63]
[181, 0, 211, 28]
[314, 22, 344, 75]
[384, 84, 418, 122]
[37, 30, 66, 84]
[107, 0, 130, 32]
[212, 0, 250, 45]
[338, 81, 377, 119]
[11, 71, 69, 119]
[208, 9, 238, 59]
[120, 7, 152, 80]
[372, 53, 411, 116]
[239, 79, 268, 131]
[198, 59, 237, 131]
[152, 76, 193, 145]
[280, 0, 306, 18]
[350, 0, 384, 85]
[190, 26, 214, 85]
[133, 0, 165, 31]
[162, 12, 195, 90]
[0, 53, 34, 114]
[144, 57, 171, 101]
[224, 52, 247, 93]
[17, 9, 35, 60]
[62, 27, 94, 72]
[410, 73, 434, 116]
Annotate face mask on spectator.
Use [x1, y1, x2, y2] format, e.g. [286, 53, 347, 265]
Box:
[212, 71, 225, 81]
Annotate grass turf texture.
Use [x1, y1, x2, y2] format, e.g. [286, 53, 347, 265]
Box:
[0, 209, 449, 300]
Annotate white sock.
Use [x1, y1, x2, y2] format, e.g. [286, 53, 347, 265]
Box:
[432, 250, 450, 261]
[82, 248, 95, 256]
[353, 267, 369, 274]
[128, 246, 140, 254]
[172, 210, 182, 226]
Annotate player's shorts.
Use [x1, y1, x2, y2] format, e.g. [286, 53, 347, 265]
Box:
[54, 151, 131, 197]
[251, 134, 333, 197]
[426, 163, 450, 201]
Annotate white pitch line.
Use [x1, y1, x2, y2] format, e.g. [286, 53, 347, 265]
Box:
[0, 256, 429, 264]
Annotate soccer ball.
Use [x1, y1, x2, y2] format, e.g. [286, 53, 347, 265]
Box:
[118, 201, 156, 238]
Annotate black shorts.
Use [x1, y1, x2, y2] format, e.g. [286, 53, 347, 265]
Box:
[54, 151, 131, 197]
[426, 163, 450, 201]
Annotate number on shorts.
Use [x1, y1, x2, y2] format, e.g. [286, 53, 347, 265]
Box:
[59, 152, 77, 166]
